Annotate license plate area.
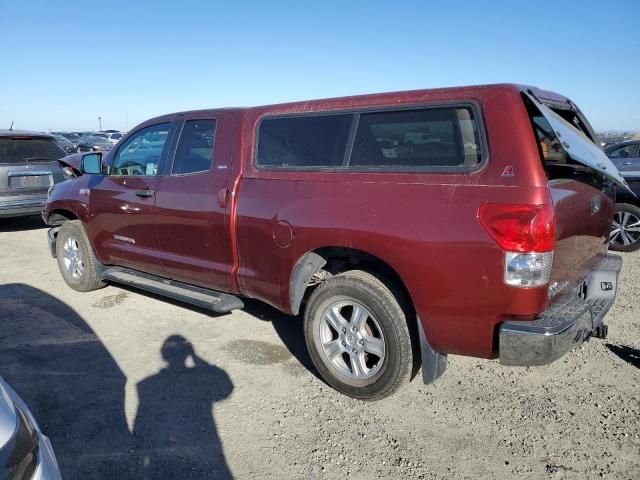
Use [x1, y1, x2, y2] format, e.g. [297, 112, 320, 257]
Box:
[9, 174, 52, 189]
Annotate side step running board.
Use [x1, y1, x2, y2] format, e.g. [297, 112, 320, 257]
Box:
[100, 267, 244, 313]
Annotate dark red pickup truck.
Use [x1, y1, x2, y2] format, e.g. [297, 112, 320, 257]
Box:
[44, 84, 626, 399]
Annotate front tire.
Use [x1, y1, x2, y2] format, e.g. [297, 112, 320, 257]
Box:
[609, 203, 640, 252]
[56, 220, 106, 292]
[303, 270, 415, 400]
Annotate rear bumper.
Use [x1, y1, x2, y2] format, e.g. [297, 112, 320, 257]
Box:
[499, 254, 622, 366]
[0, 195, 48, 218]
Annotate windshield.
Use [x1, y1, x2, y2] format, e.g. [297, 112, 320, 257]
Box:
[0, 137, 65, 163]
[523, 91, 630, 191]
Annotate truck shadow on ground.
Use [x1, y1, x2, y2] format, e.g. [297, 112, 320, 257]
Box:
[241, 298, 321, 380]
[606, 343, 640, 369]
[0, 283, 234, 479]
[0, 215, 47, 232]
[112, 283, 321, 382]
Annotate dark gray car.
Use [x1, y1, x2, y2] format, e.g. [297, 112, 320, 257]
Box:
[77, 135, 113, 153]
[0, 131, 66, 219]
[605, 140, 640, 174]
[605, 140, 640, 252]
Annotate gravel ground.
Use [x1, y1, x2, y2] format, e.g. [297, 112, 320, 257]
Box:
[0, 217, 639, 480]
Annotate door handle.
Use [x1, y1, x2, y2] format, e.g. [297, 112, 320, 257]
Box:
[217, 188, 229, 208]
[135, 189, 155, 198]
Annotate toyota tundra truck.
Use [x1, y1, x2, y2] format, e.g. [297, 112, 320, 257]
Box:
[43, 84, 627, 400]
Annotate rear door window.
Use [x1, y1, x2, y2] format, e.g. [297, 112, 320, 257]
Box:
[172, 119, 216, 174]
[0, 138, 65, 164]
[350, 107, 482, 169]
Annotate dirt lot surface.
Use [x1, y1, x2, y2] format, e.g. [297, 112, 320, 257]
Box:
[0, 217, 639, 479]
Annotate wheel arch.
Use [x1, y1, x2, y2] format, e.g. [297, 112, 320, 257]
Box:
[47, 208, 80, 226]
[289, 246, 414, 318]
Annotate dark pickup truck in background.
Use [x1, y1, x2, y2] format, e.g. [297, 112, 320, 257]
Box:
[43, 84, 626, 400]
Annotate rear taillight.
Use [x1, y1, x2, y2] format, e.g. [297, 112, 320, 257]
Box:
[479, 204, 555, 287]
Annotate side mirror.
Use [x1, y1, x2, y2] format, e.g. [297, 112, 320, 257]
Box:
[81, 153, 102, 174]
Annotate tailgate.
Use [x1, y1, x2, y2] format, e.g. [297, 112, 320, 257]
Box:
[522, 92, 623, 301]
[0, 164, 55, 195]
[548, 178, 613, 297]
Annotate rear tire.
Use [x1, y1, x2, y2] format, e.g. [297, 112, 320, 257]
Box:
[609, 203, 640, 252]
[56, 220, 106, 292]
[303, 270, 415, 400]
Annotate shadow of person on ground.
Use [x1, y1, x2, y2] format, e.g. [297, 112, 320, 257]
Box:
[0, 283, 132, 478]
[133, 335, 234, 480]
[0, 215, 47, 232]
[606, 343, 640, 369]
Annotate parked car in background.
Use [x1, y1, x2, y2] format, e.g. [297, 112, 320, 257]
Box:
[0, 375, 61, 479]
[77, 135, 113, 152]
[605, 140, 640, 173]
[104, 131, 123, 145]
[57, 133, 81, 149]
[605, 140, 640, 252]
[45, 84, 625, 400]
[52, 134, 77, 154]
[0, 131, 66, 218]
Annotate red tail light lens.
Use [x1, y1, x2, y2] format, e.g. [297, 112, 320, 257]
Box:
[479, 204, 555, 252]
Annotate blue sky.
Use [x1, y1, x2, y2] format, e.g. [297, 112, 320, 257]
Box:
[0, 0, 638, 132]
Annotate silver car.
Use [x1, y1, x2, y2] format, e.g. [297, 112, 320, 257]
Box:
[0, 131, 66, 219]
[0, 375, 61, 479]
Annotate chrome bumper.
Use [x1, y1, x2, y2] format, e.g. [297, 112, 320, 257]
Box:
[0, 196, 47, 218]
[499, 254, 622, 366]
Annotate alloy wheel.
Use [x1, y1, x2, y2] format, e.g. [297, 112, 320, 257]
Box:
[318, 301, 386, 380]
[610, 210, 640, 248]
[62, 236, 85, 280]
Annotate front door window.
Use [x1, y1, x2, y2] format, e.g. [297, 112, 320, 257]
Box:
[111, 123, 171, 176]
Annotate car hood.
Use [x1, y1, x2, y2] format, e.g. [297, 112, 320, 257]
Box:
[58, 152, 84, 174]
[0, 377, 17, 449]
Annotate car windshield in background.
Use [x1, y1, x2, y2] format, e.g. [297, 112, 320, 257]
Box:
[0, 137, 65, 163]
[89, 136, 111, 144]
[54, 135, 72, 144]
